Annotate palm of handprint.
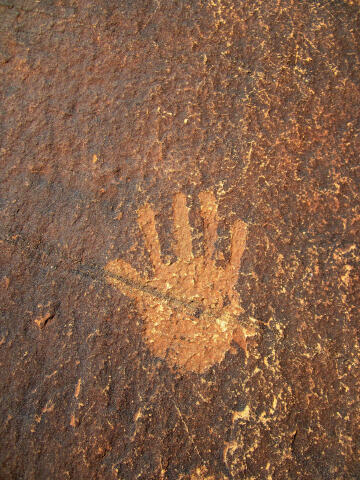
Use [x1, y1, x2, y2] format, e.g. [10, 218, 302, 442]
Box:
[106, 191, 250, 373]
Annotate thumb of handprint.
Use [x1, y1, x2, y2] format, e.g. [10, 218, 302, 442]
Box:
[105, 191, 253, 373]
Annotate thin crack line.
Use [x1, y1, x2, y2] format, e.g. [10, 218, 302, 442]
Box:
[1, 230, 250, 329]
[104, 270, 204, 316]
[79, 265, 245, 326]
[102, 269, 251, 328]
[172, 399, 207, 465]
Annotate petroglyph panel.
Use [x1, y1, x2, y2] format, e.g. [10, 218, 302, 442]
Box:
[106, 192, 254, 372]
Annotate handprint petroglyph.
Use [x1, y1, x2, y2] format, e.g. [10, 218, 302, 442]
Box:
[105, 191, 253, 373]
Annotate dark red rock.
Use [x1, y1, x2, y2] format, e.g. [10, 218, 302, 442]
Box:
[1, 0, 359, 479]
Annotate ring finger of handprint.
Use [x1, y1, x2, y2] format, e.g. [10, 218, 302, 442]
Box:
[105, 191, 253, 373]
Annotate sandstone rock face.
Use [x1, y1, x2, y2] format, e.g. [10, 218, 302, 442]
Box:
[1, 1, 359, 479]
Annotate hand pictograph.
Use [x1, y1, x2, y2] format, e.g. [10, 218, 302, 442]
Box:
[105, 191, 250, 373]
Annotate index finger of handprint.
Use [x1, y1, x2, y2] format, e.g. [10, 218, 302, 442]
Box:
[137, 203, 162, 270]
[173, 192, 193, 262]
[227, 219, 247, 280]
[198, 191, 218, 260]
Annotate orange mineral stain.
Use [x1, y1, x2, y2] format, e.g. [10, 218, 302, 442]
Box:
[105, 191, 249, 373]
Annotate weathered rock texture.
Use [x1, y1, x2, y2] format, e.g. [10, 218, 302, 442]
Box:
[1, 1, 359, 479]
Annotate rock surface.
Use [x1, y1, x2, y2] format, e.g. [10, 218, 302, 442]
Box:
[1, 1, 359, 479]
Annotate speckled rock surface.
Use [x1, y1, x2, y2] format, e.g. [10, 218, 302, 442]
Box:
[1, 1, 359, 479]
